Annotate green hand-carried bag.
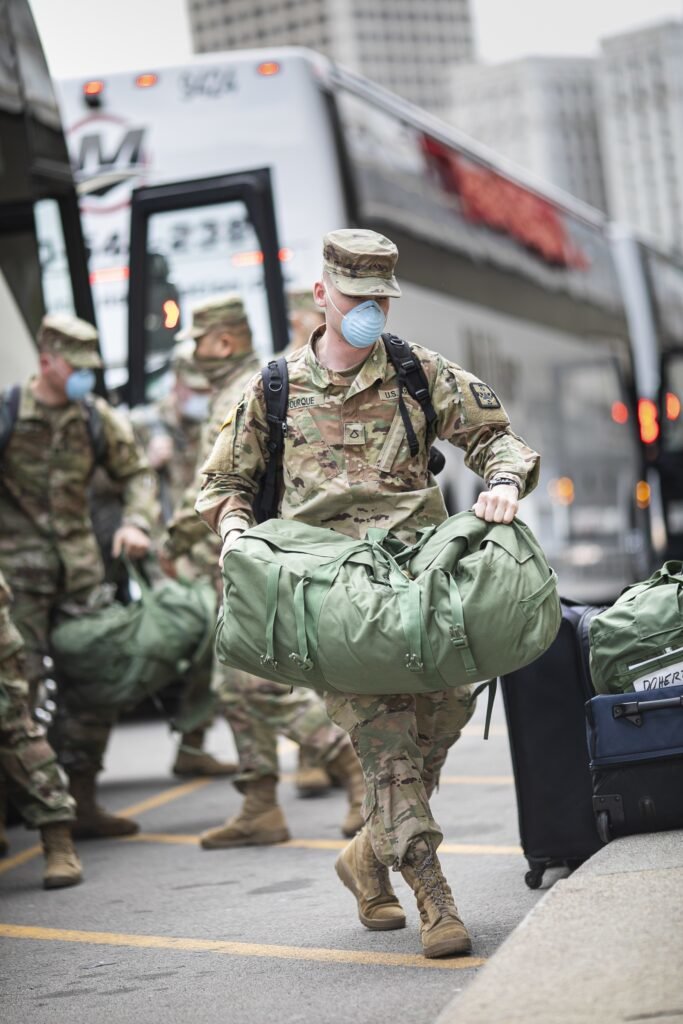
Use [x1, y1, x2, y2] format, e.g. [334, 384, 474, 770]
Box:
[216, 511, 561, 695]
[590, 561, 683, 695]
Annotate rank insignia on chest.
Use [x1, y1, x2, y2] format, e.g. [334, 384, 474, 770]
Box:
[344, 422, 366, 445]
[469, 383, 501, 410]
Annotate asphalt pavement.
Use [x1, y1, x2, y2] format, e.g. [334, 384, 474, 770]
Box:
[0, 698, 550, 1024]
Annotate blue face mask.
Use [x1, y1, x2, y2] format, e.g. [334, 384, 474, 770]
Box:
[65, 368, 96, 401]
[326, 288, 387, 349]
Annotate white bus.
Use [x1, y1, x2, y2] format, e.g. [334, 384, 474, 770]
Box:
[57, 48, 652, 601]
[0, 0, 95, 391]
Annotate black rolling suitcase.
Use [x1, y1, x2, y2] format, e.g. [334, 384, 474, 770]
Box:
[586, 683, 683, 843]
[501, 600, 604, 889]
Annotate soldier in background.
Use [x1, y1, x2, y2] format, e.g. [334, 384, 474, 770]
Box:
[129, 344, 235, 778]
[160, 294, 365, 848]
[197, 230, 540, 958]
[0, 314, 156, 839]
[0, 569, 82, 889]
[285, 288, 325, 356]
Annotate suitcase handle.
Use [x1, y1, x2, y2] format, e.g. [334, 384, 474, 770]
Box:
[613, 694, 683, 724]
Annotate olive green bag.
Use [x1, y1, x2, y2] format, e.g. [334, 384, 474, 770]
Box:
[50, 561, 216, 714]
[216, 511, 561, 696]
[589, 561, 683, 695]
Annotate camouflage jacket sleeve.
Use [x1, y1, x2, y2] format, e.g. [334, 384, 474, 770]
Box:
[194, 372, 267, 536]
[431, 356, 540, 497]
[0, 571, 24, 664]
[97, 398, 159, 532]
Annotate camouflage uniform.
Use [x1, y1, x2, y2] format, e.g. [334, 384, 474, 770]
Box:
[0, 315, 157, 778]
[196, 231, 540, 868]
[165, 295, 354, 786]
[0, 570, 75, 829]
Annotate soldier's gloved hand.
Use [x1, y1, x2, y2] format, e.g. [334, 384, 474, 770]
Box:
[112, 524, 151, 560]
[219, 530, 244, 569]
[472, 484, 519, 524]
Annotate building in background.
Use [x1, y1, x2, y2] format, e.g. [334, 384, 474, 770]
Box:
[597, 20, 683, 254]
[448, 57, 607, 211]
[186, 0, 474, 117]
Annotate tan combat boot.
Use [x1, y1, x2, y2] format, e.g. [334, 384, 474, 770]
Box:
[400, 838, 472, 958]
[335, 828, 406, 930]
[199, 775, 290, 849]
[172, 730, 238, 777]
[41, 823, 83, 889]
[69, 772, 139, 839]
[326, 745, 365, 837]
[295, 747, 332, 797]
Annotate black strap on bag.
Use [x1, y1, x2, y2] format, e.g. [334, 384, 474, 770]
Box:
[0, 385, 107, 466]
[381, 334, 445, 476]
[254, 357, 289, 523]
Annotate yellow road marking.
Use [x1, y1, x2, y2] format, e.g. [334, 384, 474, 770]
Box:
[0, 844, 42, 877]
[0, 778, 213, 878]
[125, 833, 522, 856]
[0, 922, 485, 971]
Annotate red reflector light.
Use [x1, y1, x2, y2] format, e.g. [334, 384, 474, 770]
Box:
[232, 250, 264, 267]
[666, 392, 681, 421]
[135, 73, 158, 89]
[83, 80, 104, 97]
[89, 266, 129, 285]
[611, 401, 629, 425]
[257, 61, 281, 76]
[637, 398, 660, 445]
[163, 299, 180, 330]
[635, 480, 651, 510]
[278, 248, 293, 262]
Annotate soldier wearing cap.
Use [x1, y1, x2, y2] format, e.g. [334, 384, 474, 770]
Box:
[160, 294, 365, 843]
[196, 229, 540, 959]
[0, 313, 157, 840]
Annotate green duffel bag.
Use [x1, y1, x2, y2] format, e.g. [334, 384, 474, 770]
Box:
[51, 561, 216, 713]
[590, 561, 683, 695]
[216, 510, 561, 696]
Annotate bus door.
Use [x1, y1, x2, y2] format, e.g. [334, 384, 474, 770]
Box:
[127, 168, 288, 406]
[658, 351, 683, 557]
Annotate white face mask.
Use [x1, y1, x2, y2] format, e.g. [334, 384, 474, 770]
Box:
[180, 392, 210, 422]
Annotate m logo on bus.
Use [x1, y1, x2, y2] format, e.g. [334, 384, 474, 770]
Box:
[68, 115, 149, 213]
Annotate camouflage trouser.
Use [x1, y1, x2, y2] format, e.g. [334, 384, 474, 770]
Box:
[0, 653, 75, 828]
[8, 584, 117, 776]
[212, 662, 350, 789]
[324, 689, 475, 869]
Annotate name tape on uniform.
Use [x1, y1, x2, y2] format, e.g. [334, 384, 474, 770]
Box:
[288, 394, 326, 412]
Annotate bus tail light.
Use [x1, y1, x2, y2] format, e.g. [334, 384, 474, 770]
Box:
[666, 392, 681, 421]
[637, 399, 660, 445]
[257, 61, 281, 77]
[635, 481, 651, 510]
[548, 477, 575, 506]
[83, 80, 105, 108]
[162, 299, 180, 329]
[611, 401, 629, 425]
[136, 73, 158, 89]
[232, 250, 264, 267]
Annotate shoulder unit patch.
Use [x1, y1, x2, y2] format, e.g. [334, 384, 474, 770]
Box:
[469, 382, 501, 410]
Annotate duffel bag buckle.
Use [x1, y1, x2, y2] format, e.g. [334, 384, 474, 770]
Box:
[449, 626, 467, 648]
[260, 654, 278, 670]
[405, 653, 424, 672]
[289, 652, 313, 672]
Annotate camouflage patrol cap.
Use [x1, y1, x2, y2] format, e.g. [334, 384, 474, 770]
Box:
[287, 288, 321, 315]
[37, 313, 103, 369]
[175, 293, 249, 341]
[322, 229, 401, 298]
[171, 340, 210, 390]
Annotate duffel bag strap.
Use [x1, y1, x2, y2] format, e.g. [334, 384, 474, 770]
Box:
[447, 575, 478, 678]
[290, 577, 313, 671]
[467, 678, 498, 740]
[395, 578, 424, 672]
[262, 563, 282, 670]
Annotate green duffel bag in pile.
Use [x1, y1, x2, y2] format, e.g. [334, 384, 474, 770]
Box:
[590, 561, 683, 695]
[51, 560, 216, 713]
[216, 510, 561, 696]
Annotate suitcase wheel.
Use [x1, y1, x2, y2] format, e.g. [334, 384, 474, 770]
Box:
[524, 866, 545, 890]
[595, 810, 612, 845]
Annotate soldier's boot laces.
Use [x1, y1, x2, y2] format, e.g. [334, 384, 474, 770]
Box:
[335, 827, 406, 931]
[326, 745, 365, 837]
[172, 730, 238, 778]
[199, 775, 290, 849]
[400, 838, 472, 959]
[295, 747, 332, 797]
[41, 823, 83, 890]
[69, 772, 139, 839]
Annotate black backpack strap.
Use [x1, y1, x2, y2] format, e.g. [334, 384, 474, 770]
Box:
[81, 397, 108, 466]
[0, 385, 21, 456]
[256, 357, 289, 524]
[381, 334, 444, 474]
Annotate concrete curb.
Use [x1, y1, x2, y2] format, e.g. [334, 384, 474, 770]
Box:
[436, 830, 683, 1024]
